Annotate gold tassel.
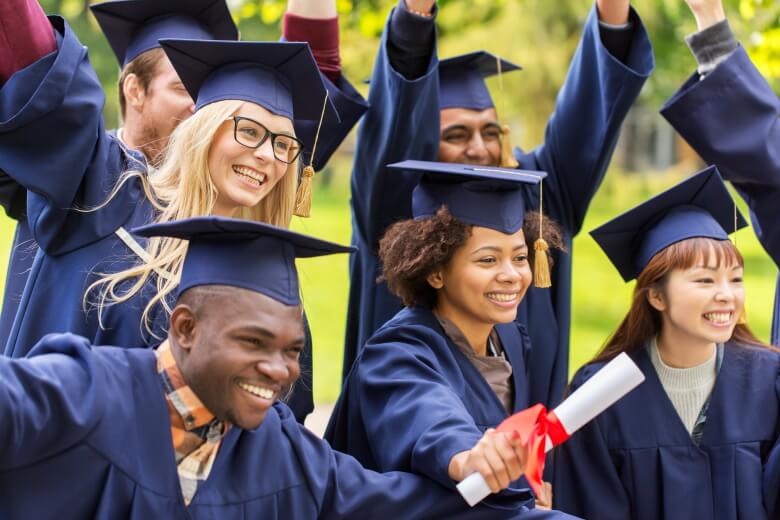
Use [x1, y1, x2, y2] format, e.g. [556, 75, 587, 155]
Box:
[293, 90, 329, 218]
[533, 237, 552, 288]
[499, 124, 519, 168]
[533, 181, 552, 288]
[294, 165, 315, 217]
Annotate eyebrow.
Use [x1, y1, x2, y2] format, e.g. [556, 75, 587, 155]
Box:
[472, 244, 527, 254]
[693, 265, 743, 271]
[441, 124, 470, 134]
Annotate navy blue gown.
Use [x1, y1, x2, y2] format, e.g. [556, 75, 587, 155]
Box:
[553, 343, 780, 519]
[326, 306, 540, 507]
[0, 332, 576, 519]
[345, 5, 654, 407]
[661, 47, 780, 345]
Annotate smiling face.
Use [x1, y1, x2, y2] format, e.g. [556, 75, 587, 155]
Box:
[170, 285, 305, 430]
[439, 107, 502, 166]
[429, 226, 532, 340]
[207, 103, 295, 217]
[648, 244, 745, 349]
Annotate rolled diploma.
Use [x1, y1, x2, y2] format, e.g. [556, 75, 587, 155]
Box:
[456, 352, 645, 506]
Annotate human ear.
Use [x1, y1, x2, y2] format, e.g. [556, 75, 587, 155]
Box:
[169, 305, 197, 352]
[426, 270, 444, 289]
[646, 287, 667, 312]
[123, 73, 146, 110]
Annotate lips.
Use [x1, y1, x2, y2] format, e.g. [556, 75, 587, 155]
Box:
[485, 291, 520, 307]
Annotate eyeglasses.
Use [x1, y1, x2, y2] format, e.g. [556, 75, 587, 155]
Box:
[226, 116, 304, 164]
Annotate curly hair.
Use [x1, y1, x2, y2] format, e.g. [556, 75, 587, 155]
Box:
[379, 207, 565, 308]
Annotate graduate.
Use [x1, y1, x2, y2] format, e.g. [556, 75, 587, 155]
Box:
[552, 167, 780, 519]
[326, 160, 568, 509]
[0, 0, 368, 422]
[659, 0, 780, 345]
[344, 0, 655, 408]
[0, 216, 576, 519]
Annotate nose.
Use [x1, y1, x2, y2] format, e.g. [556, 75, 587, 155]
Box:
[255, 352, 290, 382]
[464, 132, 490, 162]
[714, 280, 735, 303]
[253, 136, 275, 162]
[496, 259, 522, 284]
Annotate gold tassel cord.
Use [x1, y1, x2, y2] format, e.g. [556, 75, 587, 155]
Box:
[294, 90, 329, 218]
[737, 307, 748, 325]
[496, 56, 519, 168]
[533, 181, 552, 288]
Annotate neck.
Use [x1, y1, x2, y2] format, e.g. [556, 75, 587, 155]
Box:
[656, 326, 717, 368]
[433, 305, 492, 356]
[121, 115, 163, 167]
[211, 201, 238, 218]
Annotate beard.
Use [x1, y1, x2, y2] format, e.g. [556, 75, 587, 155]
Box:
[136, 118, 169, 168]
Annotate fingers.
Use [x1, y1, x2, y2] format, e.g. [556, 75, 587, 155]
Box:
[469, 429, 527, 493]
[535, 481, 553, 510]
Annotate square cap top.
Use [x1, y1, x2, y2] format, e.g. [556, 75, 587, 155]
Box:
[160, 39, 339, 123]
[590, 166, 748, 282]
[439, 51, 521, 111]
[388, 160, 545, 234]
[90, 0, 238, 66]
[133, 217, 353, 305]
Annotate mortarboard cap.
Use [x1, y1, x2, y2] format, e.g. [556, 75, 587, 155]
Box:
[590, 166, 748, 282]
[133, 217, 353, 305]
[159, 39, 339, 122]
[439, 51, 521, 111]
[90, 0, 238, 66]
[387, 160, 545, 234]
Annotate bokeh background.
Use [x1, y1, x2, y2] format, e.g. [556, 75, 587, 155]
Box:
[14, 0, 780, 403]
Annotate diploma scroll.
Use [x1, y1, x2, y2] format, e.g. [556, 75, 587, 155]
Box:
[456, 352, 645, 507]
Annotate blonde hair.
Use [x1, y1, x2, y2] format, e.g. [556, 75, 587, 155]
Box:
[86, 99, 299, 338]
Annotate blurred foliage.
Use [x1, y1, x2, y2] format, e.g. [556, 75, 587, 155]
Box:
[40, 0, 779, 147]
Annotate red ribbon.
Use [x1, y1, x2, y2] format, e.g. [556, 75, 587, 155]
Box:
[495, 404, 570, 496]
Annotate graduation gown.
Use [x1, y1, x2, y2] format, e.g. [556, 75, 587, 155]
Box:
[660, 47, 780, 345]
[0, 17, 361, 421]
[345, 5, 654, 407]
[0, 333, 577, 520]
[552, 343, 780, 519]
[326, 306, 541, 507]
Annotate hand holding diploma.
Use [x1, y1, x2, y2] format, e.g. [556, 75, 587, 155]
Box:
[456, 352, 646, 506]
[447, 428, 529, 494]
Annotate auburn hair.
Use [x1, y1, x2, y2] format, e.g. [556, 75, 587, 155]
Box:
[591, 237, 773, 365]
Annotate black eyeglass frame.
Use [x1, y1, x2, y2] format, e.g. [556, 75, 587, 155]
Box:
[226, 116, 304, 164]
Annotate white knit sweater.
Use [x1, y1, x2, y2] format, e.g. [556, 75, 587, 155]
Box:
[649, 338, 718, 435]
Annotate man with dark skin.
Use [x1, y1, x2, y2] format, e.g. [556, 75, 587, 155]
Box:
[0, 217, 574, 519]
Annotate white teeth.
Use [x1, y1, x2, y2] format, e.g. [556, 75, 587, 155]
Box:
[238, 382, 274, 399]
[704, 312, 732, 324]
[486, 293, 518, 303]
[233, 166, 266, 186]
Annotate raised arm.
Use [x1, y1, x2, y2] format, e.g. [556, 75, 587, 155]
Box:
[0, 0, 55, 84]
[351, 1, 440, 247]
[282, 0, 368, 172]
[523, 2, 654, 236]
[0, 335, 105, 470]
[660, 1, 780, 266]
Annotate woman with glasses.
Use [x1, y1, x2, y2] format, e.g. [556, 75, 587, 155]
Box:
[0, 1, 341, 382]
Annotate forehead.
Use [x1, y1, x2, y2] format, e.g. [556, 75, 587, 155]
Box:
[233, 102, 294, 133]
[206, 287, 304, 331]
[465, 225, 526, 248]
[440, 107, 499, 129]
[150, 55, 180, 84]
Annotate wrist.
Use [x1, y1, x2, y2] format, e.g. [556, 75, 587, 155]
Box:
[691, 6, 726, 31]
[404, 0, 434, 17]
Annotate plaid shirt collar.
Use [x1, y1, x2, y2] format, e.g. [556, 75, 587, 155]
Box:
[156, 341, 229, 505]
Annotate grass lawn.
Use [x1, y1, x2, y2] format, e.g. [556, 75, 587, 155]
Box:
[0, 167, 774, 405]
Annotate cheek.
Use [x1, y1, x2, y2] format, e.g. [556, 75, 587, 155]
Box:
[438, 141, 460, 162]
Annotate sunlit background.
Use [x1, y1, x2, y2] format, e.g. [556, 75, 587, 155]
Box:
[16, 0, 780, 403]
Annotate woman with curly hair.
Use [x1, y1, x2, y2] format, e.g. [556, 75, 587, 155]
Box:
[553, 167, 780, 519]
[325, 160, 568, 513]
